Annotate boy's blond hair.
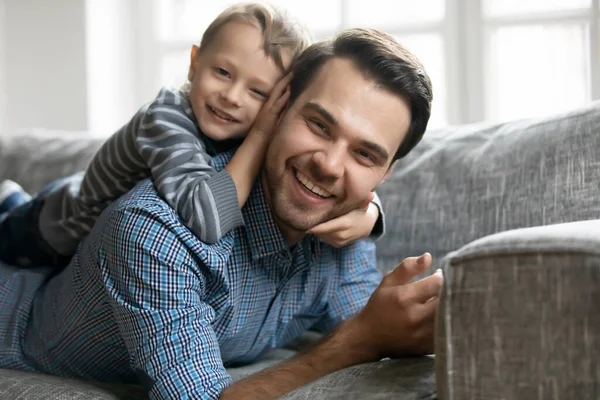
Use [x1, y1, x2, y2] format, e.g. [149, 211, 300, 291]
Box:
[199, 2, 311, 71]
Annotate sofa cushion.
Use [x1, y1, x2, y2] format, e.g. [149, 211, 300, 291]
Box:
[376, 101, 600, 272]
[0, 369, 145, 400]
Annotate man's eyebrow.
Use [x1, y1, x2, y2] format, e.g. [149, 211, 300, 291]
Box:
[302, 102, 338, 125]
[359, 140, 390, 163]
[303, 101, 390, 162]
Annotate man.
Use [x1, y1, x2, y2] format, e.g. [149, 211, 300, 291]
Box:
[0, 29, 441, 399]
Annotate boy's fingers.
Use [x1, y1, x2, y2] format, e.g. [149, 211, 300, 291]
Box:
[356, 192, 374, 210]
[273, 72, 294, 93]
[357, 198, 371, 211]
[308, 218, 341, 234]
[273, 87, 290, 110]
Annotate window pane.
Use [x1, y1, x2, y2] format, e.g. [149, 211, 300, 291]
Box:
[395, 34, 447, 128]
[155, 0, 336, 41]
[266, 0, 341, 32]
[485, 24, 589, 122]
[349, 0, 445, 27]
[483, 0, 591, 17]
[155, 0, 233, 41]
[161, 50, 190, 90]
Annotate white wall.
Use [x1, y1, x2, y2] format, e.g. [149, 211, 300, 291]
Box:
[85, 0, 138, 135]
[4, 0, 88, 132]
[1, 0, 138, 135]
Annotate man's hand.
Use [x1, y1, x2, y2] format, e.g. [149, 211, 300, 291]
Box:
[309, 193, 378, 247]
[348, 253, 443, 360]
[220, 253, 442, 400]
[250, 72, 293, 140]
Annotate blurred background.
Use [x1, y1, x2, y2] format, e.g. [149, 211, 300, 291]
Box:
[0, 0, 598, 136]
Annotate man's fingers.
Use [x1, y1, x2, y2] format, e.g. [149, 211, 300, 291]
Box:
[409, 271, 443, 303]
[381, 253, 432, 287]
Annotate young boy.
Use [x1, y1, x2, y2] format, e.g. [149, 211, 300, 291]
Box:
[0, 3, 384, 268]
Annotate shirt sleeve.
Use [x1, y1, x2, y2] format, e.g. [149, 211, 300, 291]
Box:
[97, 202, 232, 399]
[136, 90, 244, 243]
[369, 191, 386, 240]
[312, 240, 382, 334]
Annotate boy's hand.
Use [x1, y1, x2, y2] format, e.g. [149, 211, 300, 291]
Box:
[308, 193, 379, 247]
[251, 72, 293, 140]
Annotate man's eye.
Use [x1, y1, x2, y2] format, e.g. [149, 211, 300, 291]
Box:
[357, 150, 374, 162]
[308, 119, 327, 132]
[215, 68, 230, 77]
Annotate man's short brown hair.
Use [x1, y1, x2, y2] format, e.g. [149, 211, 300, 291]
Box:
[289, 28, 433, 162]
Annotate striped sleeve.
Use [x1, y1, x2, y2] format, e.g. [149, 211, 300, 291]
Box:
[135, 89, 243, 243]
[369, 191, 386, 240]
[99, 203, 232, 399]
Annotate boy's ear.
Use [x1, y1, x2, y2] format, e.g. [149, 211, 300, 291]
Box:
[188, 45, 200, 81]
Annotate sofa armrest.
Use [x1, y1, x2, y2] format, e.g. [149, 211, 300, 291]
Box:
[436, 220, 600, 400]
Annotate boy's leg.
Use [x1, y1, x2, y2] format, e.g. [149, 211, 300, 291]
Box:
[0, 181, 31, 216]
[0, 179, 71, 268]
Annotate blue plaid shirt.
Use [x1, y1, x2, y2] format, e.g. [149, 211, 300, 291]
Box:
[0, 151, 381, 399]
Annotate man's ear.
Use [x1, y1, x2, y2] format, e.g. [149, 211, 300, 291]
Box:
[381, 160, 397, 183]
[188, 45, 200, 82]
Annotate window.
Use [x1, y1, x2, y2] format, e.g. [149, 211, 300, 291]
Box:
[0, 0, 5, 131]
[138, 0, 600, 128]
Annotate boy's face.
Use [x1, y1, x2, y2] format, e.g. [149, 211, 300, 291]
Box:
[187, 21, 291, 140]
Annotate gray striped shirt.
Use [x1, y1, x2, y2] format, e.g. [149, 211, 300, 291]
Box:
[39, 87, 243, 255]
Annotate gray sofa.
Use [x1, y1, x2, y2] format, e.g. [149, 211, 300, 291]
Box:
[0, 100, 599, 399]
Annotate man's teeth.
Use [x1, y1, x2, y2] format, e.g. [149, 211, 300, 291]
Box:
[210, 106, 236, 122]
[296, 171, 332, 198]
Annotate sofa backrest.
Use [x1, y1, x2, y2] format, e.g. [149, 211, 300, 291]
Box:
[376, 101, 600, 272]
[0, 130, 104, 193]
[2, 102, 600, 273]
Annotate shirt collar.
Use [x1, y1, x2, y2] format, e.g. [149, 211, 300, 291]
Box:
[242, 176, 322, 263]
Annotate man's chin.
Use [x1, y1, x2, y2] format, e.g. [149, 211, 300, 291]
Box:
[273, 202, 330, 233]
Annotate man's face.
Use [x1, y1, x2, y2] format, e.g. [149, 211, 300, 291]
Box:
[263, 58, 411, 237]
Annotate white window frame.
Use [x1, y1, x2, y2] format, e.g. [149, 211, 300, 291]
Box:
[133, 0, 600, 126]
[0, 0, 6, 131]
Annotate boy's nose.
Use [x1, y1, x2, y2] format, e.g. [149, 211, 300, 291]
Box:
[221, 84, 243, 107]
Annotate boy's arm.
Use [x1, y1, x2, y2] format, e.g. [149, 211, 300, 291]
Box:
[137, 98, 240, 244]
[369, 191, 386, 240]
[224, 72, 292, 208]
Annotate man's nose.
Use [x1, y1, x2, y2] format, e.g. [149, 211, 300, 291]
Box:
[312, 142, 345, 180]
[221, 83, 243, 107]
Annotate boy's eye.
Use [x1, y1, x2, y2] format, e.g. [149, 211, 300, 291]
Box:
[215, 67, 230, 77]
[251, 88, 268, 98]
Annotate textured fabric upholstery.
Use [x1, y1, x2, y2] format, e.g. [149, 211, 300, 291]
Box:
[436, 220, 600, 400]
[1, 101, 599, 398]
